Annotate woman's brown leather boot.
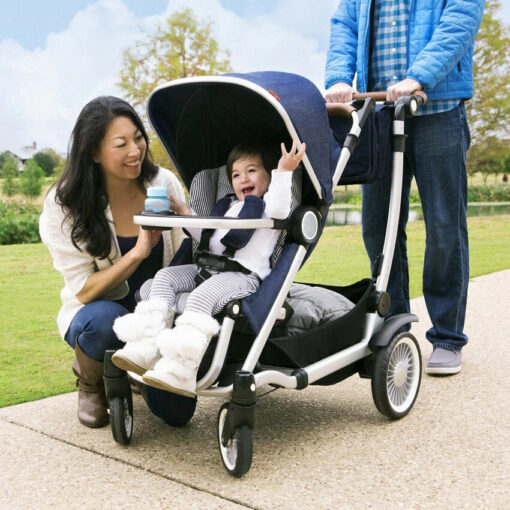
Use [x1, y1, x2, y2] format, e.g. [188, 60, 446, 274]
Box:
[72, 342, 108, 428]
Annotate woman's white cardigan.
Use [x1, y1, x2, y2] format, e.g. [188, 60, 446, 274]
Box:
[39, 167, 185, 339]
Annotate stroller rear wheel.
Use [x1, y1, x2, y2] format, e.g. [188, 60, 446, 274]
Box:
[217, 403, 253, 477]
[109, 395, 133, 445]
[371, 331, 421, 419]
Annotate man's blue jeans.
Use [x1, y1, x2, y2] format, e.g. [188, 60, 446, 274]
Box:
[65, 300, 194, 423]
[362, 102, 470, 351]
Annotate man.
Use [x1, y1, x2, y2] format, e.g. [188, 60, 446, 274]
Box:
[325, 0, 485, 375]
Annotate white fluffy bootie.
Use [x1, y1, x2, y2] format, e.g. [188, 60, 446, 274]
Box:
[112, 299, 174, 376]
[143, 311, 220, 397]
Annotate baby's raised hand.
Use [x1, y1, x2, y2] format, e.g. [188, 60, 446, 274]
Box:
[278, 140, 306, 172]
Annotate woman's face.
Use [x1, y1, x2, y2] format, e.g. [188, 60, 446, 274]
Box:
[95, 115, 147, 183]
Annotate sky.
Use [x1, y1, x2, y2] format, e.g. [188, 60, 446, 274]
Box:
[1, 0, 509, 155]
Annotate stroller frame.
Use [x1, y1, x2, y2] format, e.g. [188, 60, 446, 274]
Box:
[104, 73, 425, 477]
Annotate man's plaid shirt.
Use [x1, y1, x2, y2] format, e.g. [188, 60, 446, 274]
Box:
[368, 0, 459, 116]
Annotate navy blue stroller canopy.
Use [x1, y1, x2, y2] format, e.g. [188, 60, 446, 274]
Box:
[147, 71, 334, 205]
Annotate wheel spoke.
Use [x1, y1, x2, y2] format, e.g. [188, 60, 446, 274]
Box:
[387, 340, 419, 407]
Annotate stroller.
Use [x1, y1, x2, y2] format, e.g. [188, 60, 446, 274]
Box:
[103, 71, 425, 477]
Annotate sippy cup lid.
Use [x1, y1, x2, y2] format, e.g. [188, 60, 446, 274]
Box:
[146, 186, 168, 197]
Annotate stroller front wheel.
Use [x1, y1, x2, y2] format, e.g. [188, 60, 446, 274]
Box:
[217, 403, 253, 477]
[109, 395, 133, 445]
[371, 331, 422, 419]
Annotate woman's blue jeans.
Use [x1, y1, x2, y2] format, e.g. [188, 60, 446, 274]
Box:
[65, 300, 194, 423]
[361, 102, 470, 351]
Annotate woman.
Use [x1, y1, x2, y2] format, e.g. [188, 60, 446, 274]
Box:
[40, 96, 185, 427]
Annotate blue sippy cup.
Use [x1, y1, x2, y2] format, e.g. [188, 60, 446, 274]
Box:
[145, 186, 170, 213]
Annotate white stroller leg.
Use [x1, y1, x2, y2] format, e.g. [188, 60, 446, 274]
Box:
[112, 299, 175, 376]
[143, 311, 220, 397]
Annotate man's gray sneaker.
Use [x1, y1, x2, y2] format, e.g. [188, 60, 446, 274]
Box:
[425, 347, 462, 375]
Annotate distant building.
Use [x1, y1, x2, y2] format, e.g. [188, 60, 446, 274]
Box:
[4, 142, 38, 171]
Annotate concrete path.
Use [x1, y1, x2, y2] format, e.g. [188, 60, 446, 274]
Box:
[1, 270, 509, 510]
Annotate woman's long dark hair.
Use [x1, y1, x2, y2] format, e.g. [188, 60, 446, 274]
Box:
[55, 96, 158, 259]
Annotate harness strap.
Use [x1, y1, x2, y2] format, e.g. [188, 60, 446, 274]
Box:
[195, 252, 259, 285]
[198, 195, 233, 252]
[198, 195, 266, 257]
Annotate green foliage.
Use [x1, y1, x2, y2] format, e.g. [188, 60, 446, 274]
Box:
[1, 175, 20, 197]
[0, 151, 9, 168]
[53, 158, 66, 179]
[117, 8, 232, 168]
[33, 150, 59, 176]
[19, 159, 45, 199]
[468, 184, 510, 202]
[1, 153, 18, 178]
[468, 0, 510, 144]
[0, 201, 41, 244]
[333, 188, 362, 204]
[118, 8, 232, 114]
[333, 189, 434, 205]
[1, 154, 20, 196]
[467, 136, 509, 181]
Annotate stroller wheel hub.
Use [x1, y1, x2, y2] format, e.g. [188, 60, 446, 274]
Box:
[393, 361, 409, 387]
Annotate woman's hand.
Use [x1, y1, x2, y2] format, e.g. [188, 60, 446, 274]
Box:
[131, 227, 161, 261]
[278, 141, 306, 172]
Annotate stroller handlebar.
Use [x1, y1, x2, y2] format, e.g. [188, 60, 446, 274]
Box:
[353, 90, 427, 104]
[326, 90, 427, 117]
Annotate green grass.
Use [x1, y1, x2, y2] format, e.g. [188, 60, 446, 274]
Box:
[1, 215, 509, 408]
[0, 244, 76, 407]
[299, 215, 510, 298]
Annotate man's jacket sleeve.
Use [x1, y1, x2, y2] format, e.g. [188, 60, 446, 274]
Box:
[407, 0, 484, 90]
[325, 0, 359, 90]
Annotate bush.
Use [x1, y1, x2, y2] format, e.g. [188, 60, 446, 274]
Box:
[333, 184, 510, 206]
[33, 150, 61, 176]
[1, 175, 20, 197]
[468, 184, 510, 202]
[0, 201, 41, 244]
[333, 188, 362, 205]
[19, 159, 45, 199]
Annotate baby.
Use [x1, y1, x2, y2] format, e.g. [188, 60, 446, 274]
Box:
[113, 140, 306, 397]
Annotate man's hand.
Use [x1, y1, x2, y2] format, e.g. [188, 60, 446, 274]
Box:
[386, 78, 422, 102]
[324, 82, 354, 103]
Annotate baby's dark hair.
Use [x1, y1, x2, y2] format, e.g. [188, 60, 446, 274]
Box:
[226, 141, 280, 183]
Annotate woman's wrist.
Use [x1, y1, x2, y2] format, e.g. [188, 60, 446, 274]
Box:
[126, 245, 146, 264]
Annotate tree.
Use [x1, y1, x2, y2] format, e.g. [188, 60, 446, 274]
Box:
[19, 159, 45, 200]
[117, 8, 232, 168]
[119, 8, 231, 113]
[53, 158, 66, 180]
[1, 153, 17, 178]
[1, 154, 19, 197]
[0, 151, 10, 169]
[467, 0, 510, 144]
[467, 136, 509, 183]
[33, 150, 58, 176]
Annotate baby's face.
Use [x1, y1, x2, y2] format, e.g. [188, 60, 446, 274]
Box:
[231, 154, 271, 202]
